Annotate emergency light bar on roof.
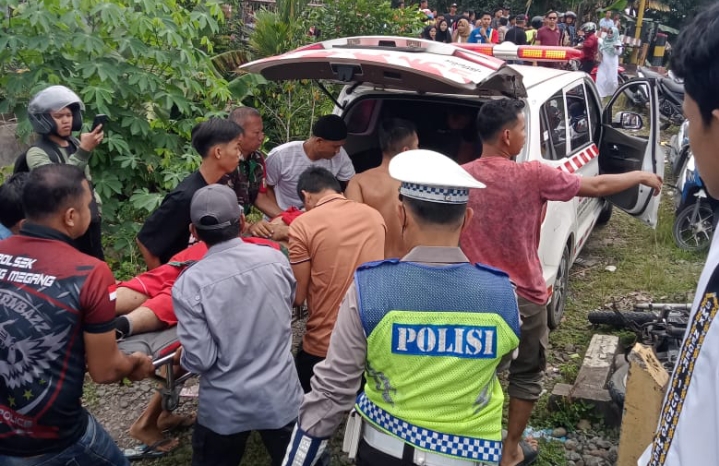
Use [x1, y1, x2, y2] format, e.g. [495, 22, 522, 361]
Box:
[458, 42, 583, 62]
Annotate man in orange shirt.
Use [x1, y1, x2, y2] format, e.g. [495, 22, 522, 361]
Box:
[289, 167, 386, 392]
[345, 118, 418, 258]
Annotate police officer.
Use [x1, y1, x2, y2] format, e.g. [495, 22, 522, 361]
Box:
[281, 150, 521, 466]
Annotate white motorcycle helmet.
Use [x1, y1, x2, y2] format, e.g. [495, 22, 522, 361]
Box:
[581, 22, 597, 33]
[28, 85, 85, 135]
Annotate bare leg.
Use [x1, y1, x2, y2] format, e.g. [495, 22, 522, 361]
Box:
[500, 398, 538, 466]
[123, 307, 167, 335]
[157, 411, 196, 431]
[129, 392, 179, 451]
[116, 288, 149, 315]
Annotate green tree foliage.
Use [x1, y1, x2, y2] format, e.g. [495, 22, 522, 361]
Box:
[306, 0, 424, 39]
[0, 0, 233, 224]
[243, 0, 423, 148]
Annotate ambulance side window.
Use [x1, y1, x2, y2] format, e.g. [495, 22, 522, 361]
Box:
[540, 91, 567, 160]
[566, 84, 591, 152]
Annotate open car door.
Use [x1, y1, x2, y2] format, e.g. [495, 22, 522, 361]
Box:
[239, 36, 527, 99]
[598, 78, 663, 227]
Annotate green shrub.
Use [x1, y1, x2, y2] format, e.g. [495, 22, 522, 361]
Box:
[0, 0, 232, 218]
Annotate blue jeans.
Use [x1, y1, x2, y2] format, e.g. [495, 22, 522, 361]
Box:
[0, 412, 128, 466]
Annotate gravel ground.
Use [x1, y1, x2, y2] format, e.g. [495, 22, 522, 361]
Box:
[86, 293, 626, 466]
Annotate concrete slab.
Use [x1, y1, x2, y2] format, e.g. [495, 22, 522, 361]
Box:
[549, 334, 622, 426]
[574, 334, 620, 390]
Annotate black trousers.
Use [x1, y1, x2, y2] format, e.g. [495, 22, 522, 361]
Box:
[357, 439, 412, 466]
[295, 348, 325, 393]
[580, 59, 596, 74]
[74, 218, 104, 261]
[191, 421, 295, 466]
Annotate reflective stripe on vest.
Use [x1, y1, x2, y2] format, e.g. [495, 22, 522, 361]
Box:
[358, 393, 502, 463]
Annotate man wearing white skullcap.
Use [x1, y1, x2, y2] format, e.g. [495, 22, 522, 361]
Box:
[281, 150, 521, 466]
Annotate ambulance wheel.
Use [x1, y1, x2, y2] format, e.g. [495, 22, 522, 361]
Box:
[597, 201, 613, 225]
[548, 245, 570, 330]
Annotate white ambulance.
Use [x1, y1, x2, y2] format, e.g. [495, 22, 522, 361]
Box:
[241, 36, 663, 329]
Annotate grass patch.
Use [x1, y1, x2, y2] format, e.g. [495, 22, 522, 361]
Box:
[531, 183, 704, 440]
[535, 438, 569, 466]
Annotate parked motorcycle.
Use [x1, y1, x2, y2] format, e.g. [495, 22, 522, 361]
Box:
[588, 301, 690, 407]
[673, 151, 715, 252]
[637, 66, 685, 127]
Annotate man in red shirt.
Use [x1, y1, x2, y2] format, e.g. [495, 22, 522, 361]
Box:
[535, 10, 560, 46]
[577, 22, 599, 73]
[0, 165, 154, 465]
[460, 99, 662, 466]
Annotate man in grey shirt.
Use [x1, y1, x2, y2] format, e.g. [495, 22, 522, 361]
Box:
[256, 114, 356, 217]
[172, 184, 303, 466]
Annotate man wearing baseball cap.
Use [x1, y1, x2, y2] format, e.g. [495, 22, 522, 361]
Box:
[173, 184, 303, 466]
[444, 2, 460, 29]
[281, 150, 521, 466]
[256, 114, 356, 218]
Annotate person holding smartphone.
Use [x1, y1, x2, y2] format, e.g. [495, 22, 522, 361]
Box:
[24, 85, 106, 260]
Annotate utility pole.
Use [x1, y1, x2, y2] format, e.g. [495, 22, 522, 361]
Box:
[630, 0, 646, 64]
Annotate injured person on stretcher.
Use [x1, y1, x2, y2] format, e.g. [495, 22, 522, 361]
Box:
[113, 234, 289, 457]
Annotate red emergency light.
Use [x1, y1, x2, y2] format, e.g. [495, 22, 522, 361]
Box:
[457, 43, 582, 62]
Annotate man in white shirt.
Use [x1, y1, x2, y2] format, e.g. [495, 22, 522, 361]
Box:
[638, 4, 719, 465]
[256, 115, 355, 216]
[599, 10, 614, 32]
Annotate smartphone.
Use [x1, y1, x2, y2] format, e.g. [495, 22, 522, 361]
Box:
[91, 114, 108, 131]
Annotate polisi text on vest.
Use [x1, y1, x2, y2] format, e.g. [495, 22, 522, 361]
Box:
[392, 324, 497, 358]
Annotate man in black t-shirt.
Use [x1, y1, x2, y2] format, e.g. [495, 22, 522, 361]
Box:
[0, 165, 154, 464]
[136, 119, 244, 270]
[444, 2, 459, 29]
[504, 15, 528, 45]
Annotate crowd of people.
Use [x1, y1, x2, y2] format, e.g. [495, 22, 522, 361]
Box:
[414, 3, 622, 46]
[1, 4, 718, 466]
[412, 4, 627, 98]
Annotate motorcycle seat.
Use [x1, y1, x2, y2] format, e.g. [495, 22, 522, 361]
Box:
[661, 78, 684, 95]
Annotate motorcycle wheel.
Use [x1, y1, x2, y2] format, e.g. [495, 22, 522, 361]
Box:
[588, 311, 657, 327]
[673, 201, 714, 252]
[608, 364, 628, 408]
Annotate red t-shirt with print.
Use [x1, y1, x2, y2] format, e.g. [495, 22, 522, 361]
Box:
[460, 157, 581, 305]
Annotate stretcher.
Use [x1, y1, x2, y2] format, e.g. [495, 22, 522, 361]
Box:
[118, 327, 194, 411]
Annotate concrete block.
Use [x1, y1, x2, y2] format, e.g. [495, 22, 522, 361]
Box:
[548, 335, 622, 426]
[574, 334, 620, 390]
